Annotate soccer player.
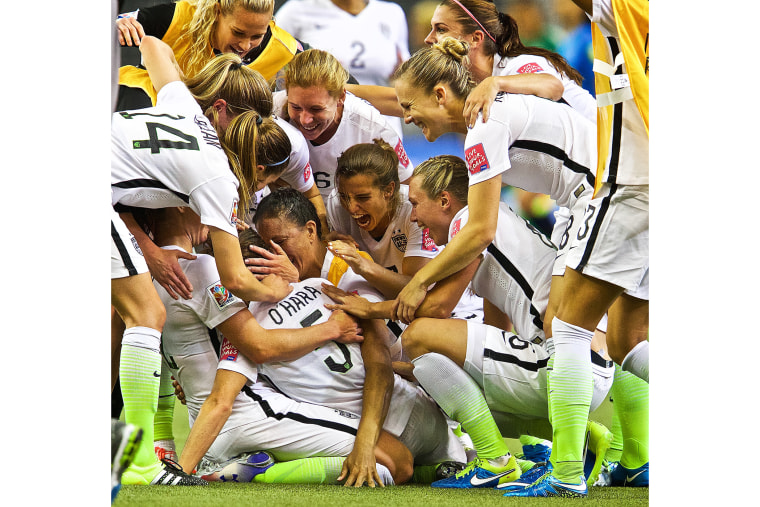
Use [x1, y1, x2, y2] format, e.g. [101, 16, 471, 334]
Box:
[272, 49, 413, 202]
[115, 0, 302, 108]
[111, 35, 291, 486]
[325, 140, 483, 322]
[503, 0, 650, 497]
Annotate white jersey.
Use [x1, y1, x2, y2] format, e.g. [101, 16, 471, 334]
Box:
[249, 278, 419, 437]
[464, 92, 596, 210]
[112, 81, 240, 237]
[492, 53, 596, 122]
[273, 91, 413, 201]
[450, 204, 555, 344]
[154, 247, 252, 426]
[274, 117, 315, 194]
[326, 184, 438, 272]
[274, 0, 409, 136]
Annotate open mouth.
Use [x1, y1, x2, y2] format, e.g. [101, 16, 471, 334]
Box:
[352, 214, 372, 228]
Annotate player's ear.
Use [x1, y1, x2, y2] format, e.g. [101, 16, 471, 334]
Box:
[306, 220, 318, 241]
[434, 84, 447, 106]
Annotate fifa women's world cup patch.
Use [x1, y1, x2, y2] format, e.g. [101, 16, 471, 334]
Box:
[465, 143, 490, 175]
[229, 198, 239, 227]
[517, 62, 544, 74]
[451, 218, 462, 238]
[303, 162, 312, 183]
[394, 140, 410, 168]
[422, 228, 438, 252]
[220, 337, 239, 362]
[207, 281, 240, 310]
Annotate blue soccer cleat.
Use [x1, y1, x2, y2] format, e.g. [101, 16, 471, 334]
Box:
[502, 473, 587, 498]
[609, 461, 649, 487]
[583, 420, 612, 484]
[218, 451, 275, 483]
[521, 440, 552, 463]
[431, 454, 521, 488]
[496, 461, 551, 493]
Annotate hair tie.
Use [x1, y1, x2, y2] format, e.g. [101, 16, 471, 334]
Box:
[450, 0, 497, 43]
[255, 114, 263, 126]
[263, 155, 290, 167]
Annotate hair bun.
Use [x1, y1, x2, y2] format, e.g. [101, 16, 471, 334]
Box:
[435, 37, 470, 62]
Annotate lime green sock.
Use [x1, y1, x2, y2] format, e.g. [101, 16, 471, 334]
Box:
[611, 365, 649, 469]
[153, 359, 175, 442]
[254, 457, 345, 484]
[606, 396, 624, 463]
[412, 353, 509, 460]
[412, 464, 439, 484]
[548, 318, 594, 482]
[120, 337, 161, 468]
[519, 435, 545, 447]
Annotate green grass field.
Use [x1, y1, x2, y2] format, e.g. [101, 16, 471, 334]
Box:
[114, 398, 648, 506]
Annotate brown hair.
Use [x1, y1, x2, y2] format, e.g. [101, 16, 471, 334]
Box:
[336, 139, 402, 214]
[412, 155, 469, 205]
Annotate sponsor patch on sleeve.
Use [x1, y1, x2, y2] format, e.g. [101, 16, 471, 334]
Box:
[303, 162, 312, 183]
[229, 198, 239, 227]
[394, 140, 410, 168]
[220, 337, 239, 362]
[451, 218, 462, 238]
[517, 62, 544, 74]
[206, 281, 239, 310]
[465, 143, 490, 175]
[422, 228, 438, 252]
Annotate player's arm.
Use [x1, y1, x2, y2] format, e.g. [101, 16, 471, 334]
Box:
[339, 318, 395, 487]
[483, 298, 513, 332]
[178, 369, 246, 473]
[393, 177, 501, 323]
[139, 35, 184, 94]
[345, 84, 403, 117]
[570, 0, 593, 15]
[208, 227, 293, 303]
[302, 184, 330, 235]
[464, 74, 565, 127]
[119, 211, 196, 300]
[215, 306, 362, 364]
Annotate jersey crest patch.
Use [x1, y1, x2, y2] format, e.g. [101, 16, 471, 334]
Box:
[391, 231, 407, 252]
[230, 198, 239, 227]
[422, 228, 438, 252]
[394, 140, 410, 168]
[207, 281, 238, 310]
[303, 162, 312, 183]
[451, 218, 462, 238]
[517, 62, 544, 74]
[465, 143, 490, 174]
[220, 337, 239, 361]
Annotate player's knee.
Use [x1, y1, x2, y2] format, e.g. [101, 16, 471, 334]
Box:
[393, 458, 414, 485]
[400, 319, 430, 360]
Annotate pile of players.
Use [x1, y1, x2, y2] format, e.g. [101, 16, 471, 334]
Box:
[110, 0, 649, 500]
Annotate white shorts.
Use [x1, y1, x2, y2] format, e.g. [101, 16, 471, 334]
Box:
[565, 184, 649, 297]
[463, 322, 614, 420]
[111, 210, 148, 279]
[206, 381, 359, 464]
[397, 387, 467, 465]
[551, 188, 593, 277]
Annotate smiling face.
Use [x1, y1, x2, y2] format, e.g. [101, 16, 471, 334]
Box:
[425, 5, 466, 45]
[286, 86, 344, 144]
[395, 78, 454, 142]
[408, 176, 450, 246]
[212, 6, 271, 57]
[338, 174, 394, 238]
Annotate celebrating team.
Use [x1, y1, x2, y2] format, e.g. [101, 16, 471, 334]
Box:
[111, 0, 649, 499]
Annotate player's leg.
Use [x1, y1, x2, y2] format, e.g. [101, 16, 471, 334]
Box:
[607, 364, 649, 487]
[404, 318, 520, 488]
[607, 291, 649, 383]
[153, 357, 177, 462]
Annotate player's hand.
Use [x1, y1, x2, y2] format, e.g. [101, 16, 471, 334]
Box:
[338, 439, 383, 488]
[327, 309, 363, 344]
[327, 240, 368, 273]
[172, 377, 186, 405]
[463, 76, 499, 128]
[392, 361, 416, 383]
[392, 279, 427, 324]
[245, 240, 299, 283]
[145, 247, 196, 300]
[235, 218, 250, 231]
[260, 273, 293, 302]
[324, 230, 359, 247]
[322, 283, 372, 320]
[116, 16, 146, 47]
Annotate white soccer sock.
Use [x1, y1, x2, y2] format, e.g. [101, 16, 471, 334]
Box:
[621, 341, 649, 383]
[375, 464, 395, 486]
